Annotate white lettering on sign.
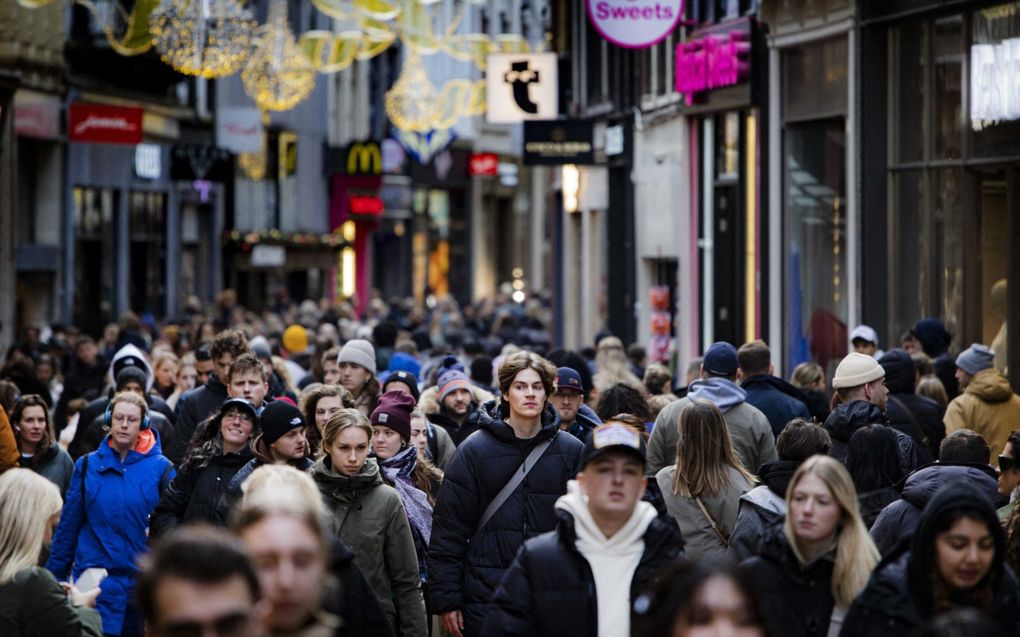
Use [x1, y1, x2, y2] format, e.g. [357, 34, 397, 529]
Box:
[135, 144, 162, 180]
[75, 115, 138, 135]
[970, 38, 1020, 129]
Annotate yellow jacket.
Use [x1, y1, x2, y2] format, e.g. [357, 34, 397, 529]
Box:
[944, 369, 1020, 466]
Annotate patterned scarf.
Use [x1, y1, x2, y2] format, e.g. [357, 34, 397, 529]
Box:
[379, 445, 433, 545]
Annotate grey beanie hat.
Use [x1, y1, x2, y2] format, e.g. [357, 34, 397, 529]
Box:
[956, 344, 994, 376]
[337, 339, 377, 375]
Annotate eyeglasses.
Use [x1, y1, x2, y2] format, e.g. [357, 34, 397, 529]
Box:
[222, 410, 254, 423]
[112, 414, 141, 425]
[1000, 455, 1016, 472]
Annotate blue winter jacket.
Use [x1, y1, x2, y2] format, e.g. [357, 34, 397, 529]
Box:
[427, 400, 584, 637]
[46, 431, 174, 636]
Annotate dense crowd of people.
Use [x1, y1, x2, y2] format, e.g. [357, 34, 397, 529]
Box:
[1, 298, 1019, 636]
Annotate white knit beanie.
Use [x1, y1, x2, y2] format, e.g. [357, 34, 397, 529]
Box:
[832, 352, 885, 389]
[337, 339, 377, 375]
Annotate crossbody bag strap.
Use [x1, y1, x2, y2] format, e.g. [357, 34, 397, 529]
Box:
[694, 495, 730, 547]
[476, 437, 554, 534]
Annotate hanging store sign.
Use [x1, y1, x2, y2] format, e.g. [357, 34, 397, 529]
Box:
[134, 144, 162, 179]
[251, 244, 286, 267]
[487, 53, 559, 124]
[14, 92, 60, 140]
[343, 141, 383, 176]
[171, 144, 232, 182]
[586, 0, 684, 49]
[675, 30, 751, 105]
[348, 194, 384, 216]
[216, 107, 262, 153]
[971, 38, 1020, 128]
[468, 153, 499, 176]
[523, 120, 596, 165]
[69, 103, 144, 145]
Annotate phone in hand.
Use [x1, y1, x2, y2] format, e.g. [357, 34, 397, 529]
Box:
[74, 568, 108, 593]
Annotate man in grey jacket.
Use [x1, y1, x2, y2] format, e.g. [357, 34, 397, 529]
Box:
[646, 342, 777, 477]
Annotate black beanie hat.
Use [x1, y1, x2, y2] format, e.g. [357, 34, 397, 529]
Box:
[382, 370, 420, 404]
[115, 366, 148, 391]
[370, 390, 415, 442]
[260, 401, 306, 446]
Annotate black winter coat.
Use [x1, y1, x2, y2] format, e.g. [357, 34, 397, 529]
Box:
[481, 509, 684, 637]
[741, 375, 812, 438]
[166, 374, 230, 464]
[429, 404, 481, 446]
[743, 529, 837, 637]
[823, 401, 929, 473]
[427, 400, 584, 637]
[149, 446, 253, 539]
[879, 348, 946, 458]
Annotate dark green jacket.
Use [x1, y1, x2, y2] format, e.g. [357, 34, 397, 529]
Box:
[0, 566, 102, 636]
[313, 457, 427, 637]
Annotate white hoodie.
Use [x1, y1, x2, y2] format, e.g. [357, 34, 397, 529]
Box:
[554, 481, 657, 637]
[108, 344, 154, 393]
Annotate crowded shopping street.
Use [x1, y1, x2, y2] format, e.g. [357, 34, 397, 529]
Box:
[3, 1, 1020, 636]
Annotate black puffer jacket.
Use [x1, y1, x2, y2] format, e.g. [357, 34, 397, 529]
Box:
[869, 463, 999, 556]
[843, 482, 1020, 637]
[427, 400, 584, 637]
[879, 349, 946, 458]
[149, 444, 253, 539]
[823, 401, 929, 473]
[166, 374, 230, 464]
[741, 375, 812, 438]
[481, 508, 683, 637]
[743, 528, 837, 637]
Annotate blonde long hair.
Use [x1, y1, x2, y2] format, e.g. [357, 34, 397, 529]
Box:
[0, 469, 63, 584]
[671, 400, 753, 497]
[783, 455, 880, 607]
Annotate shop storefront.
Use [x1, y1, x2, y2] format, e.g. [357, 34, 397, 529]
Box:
[762, 0, 856, 376]
[861, 0, 1020, 383]
[678, 13, 766, 352]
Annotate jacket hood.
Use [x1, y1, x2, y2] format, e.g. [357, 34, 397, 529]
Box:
[757, 460, 801, 497]
[108, 344, 154, 392]
[907, 481, 1006, 616]
[100, 427, 163, 464]
[312, 455, 383, 499]
[900, 464, 1000, 511]
[914, 319, 951, 357]
[740, 375, 807, 402]
[739, 484, 787, 521]
[823, 400, 885, 442]
[879, 349, 916, 394]
[250, 434, 275, 464]
[687, 377, 746, 413]
[476, 399, 560, 444]
[965, 369, 1015, 403]
[576, 403, 603, 427]
[554, 480, 657, 548]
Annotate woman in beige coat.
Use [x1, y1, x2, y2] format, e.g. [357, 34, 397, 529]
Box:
[656, 400, 754, 561]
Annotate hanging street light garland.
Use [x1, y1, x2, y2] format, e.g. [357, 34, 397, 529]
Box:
[149, 0, 255, 78]
[241, 0, 317, 112]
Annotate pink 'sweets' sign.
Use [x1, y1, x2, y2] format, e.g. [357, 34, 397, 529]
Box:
[585, 0, 684, 49]
[675, 31, 751, 105]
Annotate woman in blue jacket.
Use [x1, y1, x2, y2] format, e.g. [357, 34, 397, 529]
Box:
[46, 392, 174, 637]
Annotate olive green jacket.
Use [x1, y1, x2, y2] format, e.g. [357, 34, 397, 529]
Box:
[313, 457, 427, 636]
[0, 566, 102, 636]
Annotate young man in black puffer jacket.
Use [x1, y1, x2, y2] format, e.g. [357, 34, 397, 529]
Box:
[428, 352, 583, 637]
[483, 422, 683, 637]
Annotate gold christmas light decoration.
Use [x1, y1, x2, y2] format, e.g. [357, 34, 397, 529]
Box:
[385, 50, 438, 132]
[149, 0, 254, 78]
[242, 0, 317, 111]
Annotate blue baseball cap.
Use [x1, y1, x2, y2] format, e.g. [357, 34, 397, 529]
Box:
[554, 367, 584, 394]
[703, 342, 738, 377]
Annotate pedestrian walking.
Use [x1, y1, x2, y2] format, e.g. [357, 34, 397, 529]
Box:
[944, 343, 1020, 467]
[0, 469, 102, 636]
[483, 422, 683, 636]
[657, 400, 754, 561]
[46, 392, 175, 636]
[428, 351, 583, 637]
[843, 482, 1020, 636]
[742, 455, 879, 637]
[336, 339, 381, 418]
[11, 394, 74, 495]
[844, 425, 904, 529]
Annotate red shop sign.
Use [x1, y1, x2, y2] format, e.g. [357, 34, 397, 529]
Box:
[69, 102, 144, 145]
[349, 194, 384, 216]
[468, 153, 499, 176]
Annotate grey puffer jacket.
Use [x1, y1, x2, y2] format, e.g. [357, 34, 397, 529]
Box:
[313, 457, 427, 637]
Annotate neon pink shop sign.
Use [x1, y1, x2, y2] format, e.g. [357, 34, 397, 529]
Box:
[675, 31, 750, 105]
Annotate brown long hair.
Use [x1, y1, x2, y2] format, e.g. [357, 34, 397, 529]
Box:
[671, 400, 753, 498]
[300, 383, 355, 455]
[10, 394, 54, 452]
